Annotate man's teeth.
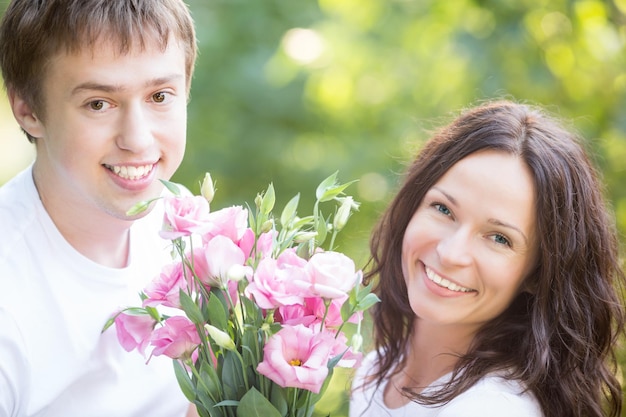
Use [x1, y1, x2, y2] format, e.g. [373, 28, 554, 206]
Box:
[110, 164, 153, 180]
[425, 267, 473, 293]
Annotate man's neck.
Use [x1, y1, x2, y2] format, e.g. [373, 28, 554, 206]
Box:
[32, 167, 133, 268]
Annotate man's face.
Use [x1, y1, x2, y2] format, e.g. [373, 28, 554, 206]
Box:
[30, 37, 188, 221]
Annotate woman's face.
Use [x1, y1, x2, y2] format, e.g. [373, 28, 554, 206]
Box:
[401, 150, 537, 333]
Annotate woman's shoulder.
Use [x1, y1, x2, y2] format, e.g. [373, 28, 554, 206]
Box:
[437, 373, 543, 417]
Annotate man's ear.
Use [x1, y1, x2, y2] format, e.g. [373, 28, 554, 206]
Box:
[8, 90, 44, 139]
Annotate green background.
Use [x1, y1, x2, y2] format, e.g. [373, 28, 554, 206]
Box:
[2, 0, 626, 415]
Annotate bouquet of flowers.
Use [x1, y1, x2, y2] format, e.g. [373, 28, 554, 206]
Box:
[103, 172, 379, 417]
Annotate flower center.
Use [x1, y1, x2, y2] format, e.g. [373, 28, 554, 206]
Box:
[289, 358, 303, 366]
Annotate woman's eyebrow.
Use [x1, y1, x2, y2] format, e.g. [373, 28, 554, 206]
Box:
[432, 186, 529, 244]
[488, 218, 529, 244]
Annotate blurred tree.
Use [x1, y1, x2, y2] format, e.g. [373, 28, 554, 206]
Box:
[178, 1, 626, 414]
[181, 0, 626, 254]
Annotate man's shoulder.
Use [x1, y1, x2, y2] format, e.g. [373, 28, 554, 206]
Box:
[0, 167, 40, 259]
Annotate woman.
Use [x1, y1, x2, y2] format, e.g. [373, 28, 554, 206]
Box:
[350, 100, 625, 417]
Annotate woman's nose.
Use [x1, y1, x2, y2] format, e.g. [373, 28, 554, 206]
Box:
[436, 227, 473, 267]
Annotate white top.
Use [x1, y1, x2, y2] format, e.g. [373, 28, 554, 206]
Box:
[0, 167, 188, 417]
[350, 351, 543, 417]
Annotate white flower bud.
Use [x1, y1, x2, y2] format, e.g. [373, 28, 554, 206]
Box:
[227, 264, 247, 282]
[351, 333, 363, 352]
[333, 196, 353, 231]
[294, 231, 318, 243]
[205, 324, 236, 351]
[261, 219, 274, 233]
[200, 173, 215, 203]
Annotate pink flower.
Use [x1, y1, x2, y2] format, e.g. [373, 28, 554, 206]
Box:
[276, 303, 317, 327]
[254, 231, 276, 259]
[201, 206, 248, 245]
[245, 251, 307, 309]
[160, 195, 211, 240]
[307, 296, 346, 329]
[114, 311, 157, 356]
[194, 235, 251, 287]
[297, 251, 360, 299]
[277, 296, 345, 329]
[329, 332, 363, 368]
[238, 228, 256, 260]
[143, 261, 193, 308]
[257, 325, 334, 393]
[151, 316, 201, 359]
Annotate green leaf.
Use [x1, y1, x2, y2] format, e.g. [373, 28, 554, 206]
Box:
[126, 197, 161, 216]
[199, 360, 223, 400]
[180, 290, 205, 325]
[215, 400, 239, 407]
[270, 382, 288, 416]
[260, 183, 276, 215]
[280, 193, 300, 228]
[160, 179, 183, 195]
[242, 296, 263, 327]
[173, 360, 196, 402]
[241, 330, 258, 368]
[237, 387, 283, 417]
[292, 215, 315, 229]
[318, 180, 358, 202]
[314, 211, 328, 247]
[340, 296, 354, 322]
[306, 367, 335, 412]
[357, 293, 381, 311]
[315, 172, 358, 203]
[101, 316, 116, 333]
[222, 350, 246, 400]
[195, 389, 224, 417]
[207, 291, 229, 331]
[247, 203, 257, 235]
[144, 305, 162, 322]
[193, 401, 215, 417]
[315, 171, 339, 201]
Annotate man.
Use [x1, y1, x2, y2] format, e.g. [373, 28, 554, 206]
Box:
[0, 1, 199, 415]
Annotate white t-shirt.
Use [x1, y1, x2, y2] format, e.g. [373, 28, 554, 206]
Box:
[350, 351, 543, 417]
[0, 167, 189, 417]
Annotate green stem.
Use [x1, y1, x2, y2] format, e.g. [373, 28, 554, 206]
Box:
[233, 349, 250, 391]
[289, 388, 298, 417]
[319, 299, 332, 333]
[187, 358, 221, 405]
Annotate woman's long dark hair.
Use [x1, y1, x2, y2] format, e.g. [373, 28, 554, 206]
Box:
[364, 100, 625, 416]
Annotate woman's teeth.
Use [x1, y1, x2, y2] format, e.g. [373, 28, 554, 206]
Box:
[425, 267, 474, 293]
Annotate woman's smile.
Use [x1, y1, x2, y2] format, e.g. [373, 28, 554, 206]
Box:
[424, 265, 475, 293]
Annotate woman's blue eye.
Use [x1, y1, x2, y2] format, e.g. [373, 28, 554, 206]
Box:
[434, 203, 451, 216]
[493, 234, 511, 246]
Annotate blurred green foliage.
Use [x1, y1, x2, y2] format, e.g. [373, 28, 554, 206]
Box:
[180, 0, 626, 257]
[179, 1, 626, 415]
[3, 0, 626, 415]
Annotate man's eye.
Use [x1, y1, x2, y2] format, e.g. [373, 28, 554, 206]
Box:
[89, 100, 106, 111]
[153, 92, 166, 103]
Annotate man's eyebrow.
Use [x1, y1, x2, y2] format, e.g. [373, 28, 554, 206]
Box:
[70, 74, 185, 96]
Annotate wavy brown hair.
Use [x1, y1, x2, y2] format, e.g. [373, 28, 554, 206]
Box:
[0, 0, 197, 142]
[364, 100, 625, 416]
